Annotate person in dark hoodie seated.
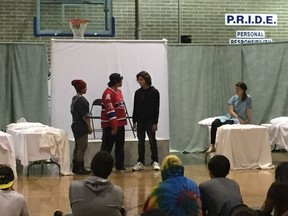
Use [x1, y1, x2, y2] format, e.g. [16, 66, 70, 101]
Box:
[69, 151, 124, 216]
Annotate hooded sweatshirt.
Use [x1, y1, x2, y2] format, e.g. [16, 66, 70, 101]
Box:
[132, 86, 160, 124]
[69, 176, 123, 216]
[143, 155, 202, 216]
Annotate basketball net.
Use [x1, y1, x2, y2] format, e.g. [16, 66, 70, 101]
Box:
[68, 19, 88, 39]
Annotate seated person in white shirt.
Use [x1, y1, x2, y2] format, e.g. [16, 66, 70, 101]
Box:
[0, 165, 29, 216]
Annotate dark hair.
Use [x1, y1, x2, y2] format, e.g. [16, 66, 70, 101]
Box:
[208, 155, 230, 177]
[141, 208, 169, 216]
[136, 71, 152, 86]
[275, 162, 288, 182]
[90, 151, 114, 179]
[54, 211, 64, 216]
[236, 81, 248, 101]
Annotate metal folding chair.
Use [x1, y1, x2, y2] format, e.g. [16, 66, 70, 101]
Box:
[89, 99, 136, 138]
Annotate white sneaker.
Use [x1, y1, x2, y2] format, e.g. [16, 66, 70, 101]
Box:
[132, 162, 145, 171]
[206, 144, 216, 153]
[152, 162, 160, 171]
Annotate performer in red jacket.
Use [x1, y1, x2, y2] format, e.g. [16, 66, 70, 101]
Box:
[101, 73, 127, 171]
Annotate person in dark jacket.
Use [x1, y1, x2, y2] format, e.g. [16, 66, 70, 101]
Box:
[71, 79, 92, 175]
[258, 162, 288, 216]
[132, 71, 160, 171]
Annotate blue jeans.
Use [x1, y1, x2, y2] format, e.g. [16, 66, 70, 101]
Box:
[137, 122, 158, 164]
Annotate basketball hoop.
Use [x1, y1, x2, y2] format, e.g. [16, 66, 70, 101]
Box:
[68, 19, 88, 39]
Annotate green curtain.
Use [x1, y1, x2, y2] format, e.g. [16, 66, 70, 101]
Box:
[168, 43, 288, 152]
[0, 43, 49, 130]
[0, 44, 11, 130]
[242, 43, 288, 124]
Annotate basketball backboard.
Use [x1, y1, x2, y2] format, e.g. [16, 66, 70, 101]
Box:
[34, 0, 114, 37]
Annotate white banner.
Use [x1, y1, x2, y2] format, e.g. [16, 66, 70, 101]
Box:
[225, 14, 277, 26]
[229, 38, 272, 44]
[50, 39, 169, 139]
[236, 30, 265, 38]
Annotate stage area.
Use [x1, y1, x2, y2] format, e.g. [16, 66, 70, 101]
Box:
[69, 138, 170, 167]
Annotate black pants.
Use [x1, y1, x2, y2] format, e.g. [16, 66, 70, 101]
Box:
[101, 126, 125, 169]
[210, 119, 234, 145]
[137, 122, 158, 164]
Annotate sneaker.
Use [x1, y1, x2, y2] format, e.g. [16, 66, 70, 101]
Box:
[116, 167, 127, 172]
[206, 144, 216, 153]
[132, 162, 145, 171]
[152, 162, 160, 171]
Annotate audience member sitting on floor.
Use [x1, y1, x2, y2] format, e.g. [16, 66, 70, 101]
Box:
[141, 208, 169, 216]
[53, 210, 64, 216]
[143, 154, 202, 216]
[0, 165, 29, 216]
[199, 155, 244, 216]
[69, 151, 125, 216]
[257, 162, 288, 216]
[229, 205, 258, 216]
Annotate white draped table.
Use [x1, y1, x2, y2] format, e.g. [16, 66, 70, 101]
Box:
[215, 124, 274, 170]
[261, 123, 288, 151]
[6, 122, 71, 175]
[0, 131, 17, 178]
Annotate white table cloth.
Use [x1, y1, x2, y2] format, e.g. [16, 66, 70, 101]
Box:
[215, 124, 273, 170]
[0, 131, 17, 178]
[261, 123, 288, 151]
[6, 122, 71, 175]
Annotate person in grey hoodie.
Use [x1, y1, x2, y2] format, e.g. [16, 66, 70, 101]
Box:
[199, 155, 244, 216]
[69, 151, 124, 216]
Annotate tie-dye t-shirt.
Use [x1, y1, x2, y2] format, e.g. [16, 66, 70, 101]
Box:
[143, 155, 202, 216]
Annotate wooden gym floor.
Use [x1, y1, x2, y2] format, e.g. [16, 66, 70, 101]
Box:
[12, 151, 287, 216]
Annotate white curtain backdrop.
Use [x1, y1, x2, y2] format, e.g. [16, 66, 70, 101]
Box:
[50, 39, 169, 140]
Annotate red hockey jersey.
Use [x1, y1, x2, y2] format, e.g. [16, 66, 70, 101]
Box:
[101, 87, 127, 129]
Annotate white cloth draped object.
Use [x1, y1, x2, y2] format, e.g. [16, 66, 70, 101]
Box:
[215, 124, 273, 170]
[262, 122, 288, 151]
[6, 122, 71, 175]
[0, 131, 17, 178]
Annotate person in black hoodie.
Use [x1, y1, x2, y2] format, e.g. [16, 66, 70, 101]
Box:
[132, 71, 160, 171]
